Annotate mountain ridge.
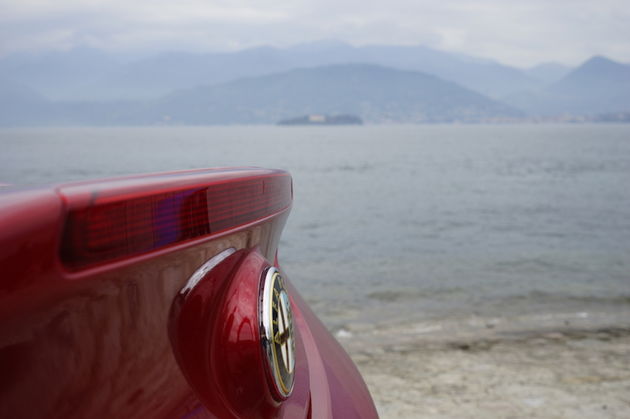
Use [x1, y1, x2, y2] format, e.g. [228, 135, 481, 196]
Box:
[148, 63, 524, 124]
[0, 63, 523, 125]
[0, 42, 547, 101]
[504, 56, 630, 115]
[2, 45, 629, 124]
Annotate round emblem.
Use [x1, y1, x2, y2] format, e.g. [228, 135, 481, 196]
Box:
[260, 267, 295, 398]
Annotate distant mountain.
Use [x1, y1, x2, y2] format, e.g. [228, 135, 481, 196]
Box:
[0, 79, 54, 126]
[0, 42, 542, 101]
[0, 77, 143, 126]
[101, 43, 541, 100]
[91, 47, 293, 100]
[504, 56, 630, 115]
[0, 64, 523, 126]
[0, 48, 131, 100]
[551, 56, 630, 93]
[525, 62, 572, 84]
[141, 64, 523, 124]
[332, 44, 541, 99]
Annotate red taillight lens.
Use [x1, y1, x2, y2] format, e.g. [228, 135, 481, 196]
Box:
[59, 169, 292, 270]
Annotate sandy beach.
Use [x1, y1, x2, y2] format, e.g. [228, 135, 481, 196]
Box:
[338, 310, 630, 418]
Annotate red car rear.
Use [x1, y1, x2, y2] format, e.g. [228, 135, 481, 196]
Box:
[0, 168, 378, 418]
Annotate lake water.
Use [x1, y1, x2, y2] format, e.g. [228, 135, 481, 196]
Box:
[1, 125, 629, 329]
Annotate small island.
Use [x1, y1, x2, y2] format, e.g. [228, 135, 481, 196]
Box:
[277, 114, 363, 126]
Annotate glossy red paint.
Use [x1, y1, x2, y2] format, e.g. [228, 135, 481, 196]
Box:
[169, 249, 310, 418]
[0, 168, 378, 419]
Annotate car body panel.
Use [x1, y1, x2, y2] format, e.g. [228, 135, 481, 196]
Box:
[0, 168, 378, 418]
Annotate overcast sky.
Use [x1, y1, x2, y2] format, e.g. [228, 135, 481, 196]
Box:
[0, 0, 628, 67]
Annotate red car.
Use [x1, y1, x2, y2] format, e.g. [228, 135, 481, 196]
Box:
[0, 168, 378, 418]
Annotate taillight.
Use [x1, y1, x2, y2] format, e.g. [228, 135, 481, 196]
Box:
[58, 168, 292, 270]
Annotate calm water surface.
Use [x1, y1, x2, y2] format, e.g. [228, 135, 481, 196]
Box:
[1, 125, 629, 328]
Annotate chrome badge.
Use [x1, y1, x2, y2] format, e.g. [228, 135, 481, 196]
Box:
[260, 267, 295, 398]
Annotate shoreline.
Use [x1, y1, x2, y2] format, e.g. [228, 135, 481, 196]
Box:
[337, 310, 630, 418]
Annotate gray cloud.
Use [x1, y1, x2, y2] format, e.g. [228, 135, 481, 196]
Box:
[0, 0, 628, 66]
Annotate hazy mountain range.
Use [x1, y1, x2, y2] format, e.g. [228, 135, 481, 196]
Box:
[150, 64, 522, 124]
[504, 56, 630, 115]
[0, 64, 522, 125]
[0, 41, 628, 126]
[0, 41, 553, 101]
